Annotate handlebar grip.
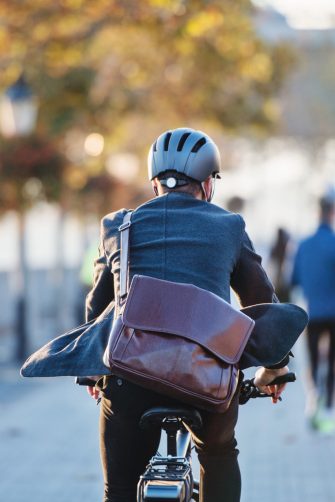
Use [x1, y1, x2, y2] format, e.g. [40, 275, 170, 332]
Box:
[75, 377, 98, 386]
[268, 372, 296, 386]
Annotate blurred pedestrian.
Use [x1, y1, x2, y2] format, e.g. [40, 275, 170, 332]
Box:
[292, 196, 335, 433]
[76, 242, 98, 323]
[269, 227, 291, 302]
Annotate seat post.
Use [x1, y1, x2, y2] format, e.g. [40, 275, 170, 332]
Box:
[162, 418, 179, 456]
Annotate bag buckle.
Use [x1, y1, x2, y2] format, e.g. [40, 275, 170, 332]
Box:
[118, 221, 131, 231]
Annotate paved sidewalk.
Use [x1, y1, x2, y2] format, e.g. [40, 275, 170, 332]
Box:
[0, 337, 334, 502]
[0, 369, 102, 502]
[238, 337, 335, 502]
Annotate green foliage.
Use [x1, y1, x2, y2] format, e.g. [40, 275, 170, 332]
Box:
[0, 0, 296, 213]
[0, 0, 295, 135]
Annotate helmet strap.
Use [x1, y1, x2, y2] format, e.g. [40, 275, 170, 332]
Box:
[209, 177, 216, 202]
[201, 177, 216, 203]
[200, 182, 208, 201]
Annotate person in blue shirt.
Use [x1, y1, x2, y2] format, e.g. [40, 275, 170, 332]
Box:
[292, 196, 335, 429]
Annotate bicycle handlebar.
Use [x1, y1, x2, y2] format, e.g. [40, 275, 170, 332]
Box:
[75, 372, 297, 406]
[239, 371, 296, 405]
[75, 377, 98, 387]
[268, 372, 296, 386]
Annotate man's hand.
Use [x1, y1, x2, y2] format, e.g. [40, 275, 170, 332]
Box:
[254, 366, 289, 403]
[87, 385, 100, 400]
[85, 375, 101, 401]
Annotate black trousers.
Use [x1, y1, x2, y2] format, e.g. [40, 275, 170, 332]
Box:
[307, 319, 335, 408]
[98, 376, 241, 502]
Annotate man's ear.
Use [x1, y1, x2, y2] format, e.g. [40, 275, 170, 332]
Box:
[151, 178, 159, 196]
[202, 177, 213, 202]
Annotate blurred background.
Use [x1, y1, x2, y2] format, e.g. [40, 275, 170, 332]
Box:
[1, 1, 335, 501]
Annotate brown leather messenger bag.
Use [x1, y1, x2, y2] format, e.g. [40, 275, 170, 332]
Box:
[103, 211, 255, 413]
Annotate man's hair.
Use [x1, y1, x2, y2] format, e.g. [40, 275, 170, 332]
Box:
[157, 170, 202, 196]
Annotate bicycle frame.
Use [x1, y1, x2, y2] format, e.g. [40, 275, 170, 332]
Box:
[137, 415, 198, 502]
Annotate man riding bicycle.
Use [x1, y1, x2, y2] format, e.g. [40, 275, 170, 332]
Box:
[85, 128, 290, 502]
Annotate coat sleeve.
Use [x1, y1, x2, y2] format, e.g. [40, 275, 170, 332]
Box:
[85, 223, 115, 322]
[230, 229, 279, 307]
[231, 226, 292, 369]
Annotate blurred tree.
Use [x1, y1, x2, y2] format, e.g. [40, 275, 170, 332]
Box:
[0, 135, 65, 211]
[0, 0, 296, 361]
[0, 0, 295, 147]
[0, 132, 67, 360]
[0, 0, 298, 217]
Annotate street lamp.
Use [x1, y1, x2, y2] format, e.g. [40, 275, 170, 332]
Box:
[0, 75, 39, 361]
[0, 75, 38, 138]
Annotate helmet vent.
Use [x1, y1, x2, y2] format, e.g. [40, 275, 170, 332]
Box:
[164, 132, 172, 151]
[191, 137, 206, 153]
[177, 132, 191, 151]
[153, 141, 157, 151]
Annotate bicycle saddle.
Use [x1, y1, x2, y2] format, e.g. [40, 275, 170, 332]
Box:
[139, 407, 203, 430]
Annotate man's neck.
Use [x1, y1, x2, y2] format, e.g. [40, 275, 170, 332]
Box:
[159, 189, 203, 201]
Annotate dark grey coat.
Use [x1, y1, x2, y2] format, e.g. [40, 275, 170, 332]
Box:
[22, 192, 303, 378]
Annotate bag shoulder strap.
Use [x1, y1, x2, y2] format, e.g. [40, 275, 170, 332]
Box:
[119, 210, 133, 298]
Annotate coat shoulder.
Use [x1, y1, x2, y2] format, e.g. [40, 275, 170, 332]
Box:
[100, 209, 129, 238]
[212, 205, 245, 233]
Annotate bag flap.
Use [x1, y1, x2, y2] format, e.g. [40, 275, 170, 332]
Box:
[122, 275, 255, 364]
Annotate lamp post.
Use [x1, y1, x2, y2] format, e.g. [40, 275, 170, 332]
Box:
[0, 75, 39, 361]
[0, 75, 38, 138]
